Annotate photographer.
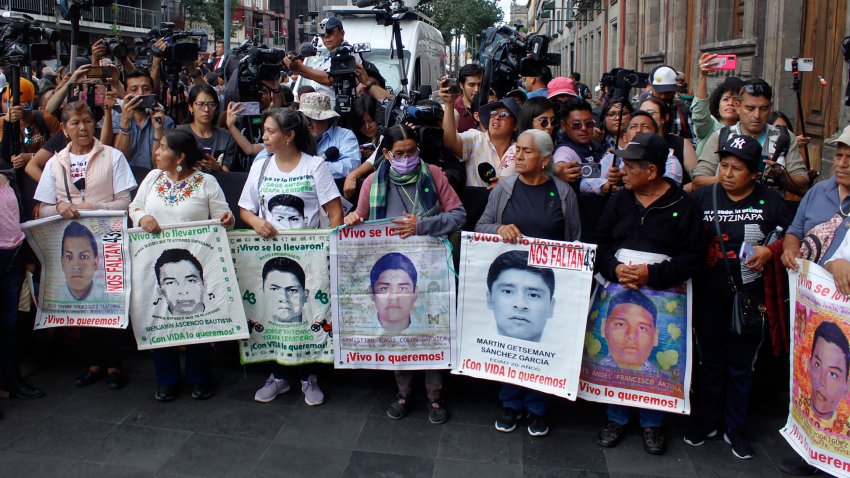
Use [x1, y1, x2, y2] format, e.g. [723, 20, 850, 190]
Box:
[149, 37, 206, 97]
[112, 70, 175, 169]
[643, 65, 695, 144]
[523, 66, 553, 99]
[553, 99, 606, 186]
[453, 64, 483, 133]
[0, 77, 61, 170]
[283, 18, 388, 104]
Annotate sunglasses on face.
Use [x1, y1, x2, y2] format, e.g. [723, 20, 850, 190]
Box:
[490, 111, 513, 121]
[570, 120, 596, 130]
[535, 117, 556, 128]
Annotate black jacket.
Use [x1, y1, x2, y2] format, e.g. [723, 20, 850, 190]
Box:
[595, 178, 705, 289]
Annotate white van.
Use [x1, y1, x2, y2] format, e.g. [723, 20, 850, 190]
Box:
[294, 5, 446, 98]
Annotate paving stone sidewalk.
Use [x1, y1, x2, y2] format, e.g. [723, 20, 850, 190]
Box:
[0, 348, 802, 477]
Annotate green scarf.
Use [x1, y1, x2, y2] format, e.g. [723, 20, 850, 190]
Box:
[369, 159, 440, 220]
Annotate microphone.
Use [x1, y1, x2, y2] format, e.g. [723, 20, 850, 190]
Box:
[477, 163, 497, 184]
[772, 130, 790, 167]
[322, 147, 340, 163]
[356, 0, 380, 7]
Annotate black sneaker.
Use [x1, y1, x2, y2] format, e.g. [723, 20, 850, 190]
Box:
[191, 382, 213, 400]
[527, 413, 549, 437]
[155, 383, 177, 402]
[723, 430, 754, 460]
[428, 399, 449, 424]
[495, 408, 520, 433]
[778, 456, 821, 475]
[387, 394, 409, 419]
[683, 424, 717, 446]
[597, 421, 626, 448]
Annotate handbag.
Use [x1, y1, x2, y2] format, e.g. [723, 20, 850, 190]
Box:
[711, 184, 766, 336]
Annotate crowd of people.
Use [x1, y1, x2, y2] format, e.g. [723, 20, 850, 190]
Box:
[3, 16, 850, 473]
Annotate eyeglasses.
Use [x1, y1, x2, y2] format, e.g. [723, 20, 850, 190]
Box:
[570, 120, 596, 130]
[193, 101, 217, 110]
[606, 110, 631, 118]
[390, 147, 419, 158]
[742, 82, 772, 99]
[490, 111, 513, 121]
[534, 116, 556, 128]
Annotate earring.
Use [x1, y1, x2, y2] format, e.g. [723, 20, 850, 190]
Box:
[286, 141, 291, 146]
[176, 165, 183, 172]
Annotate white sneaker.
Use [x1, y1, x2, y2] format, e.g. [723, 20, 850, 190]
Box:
[254, 374, 290, 403]
[301, 374, 324, 406]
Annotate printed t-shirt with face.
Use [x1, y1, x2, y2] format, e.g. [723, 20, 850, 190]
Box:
[692, 183, 793, 286]
[238, 152, 340, 229]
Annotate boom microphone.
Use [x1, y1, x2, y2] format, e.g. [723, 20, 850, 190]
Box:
[477, 162, 497, 184]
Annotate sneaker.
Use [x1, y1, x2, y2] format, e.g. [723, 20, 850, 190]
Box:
[387, 394, 410, 419]
[191, 382, 213, 400]
[642, 427, 665, 455]
[155, 383, 177, 402]
[254, 374, 290, 403]
[778, 456, 821, 476]
[428, 399, 449, 424]
[495, 408, 520, 433]
[683, 424, 717, 446]
[527, 413, 549, 437]
[724, 431, 754, 460]
[301, 374, 324, 406]
[597, 421, 626, 448]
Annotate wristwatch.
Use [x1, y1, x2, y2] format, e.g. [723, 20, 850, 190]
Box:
[364, 80, 376, 92]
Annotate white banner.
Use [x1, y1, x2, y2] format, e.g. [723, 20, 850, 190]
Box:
[330, 221, 456, 370]
[128, 221, 248, 349]
[230, 230, 333, 365]
[22, 211, 129, 329]
[782, 259, 850, 477]
[577, 249, 693, 414]
[454, 232, 596, 400]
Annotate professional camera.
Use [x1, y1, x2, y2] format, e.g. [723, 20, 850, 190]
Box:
[580, 162, 602, 179]
[237, 44, 288, 102]
[401, 102, 445, 166]
[146, 22, 209, 63]
[102, 37, 128, 61]
[599, 68, 650, 101]
[132, 37, 153, 69]
[329, 43, 371, 114]
[477, 25, 560, 97]
[0, 13, 57, 66]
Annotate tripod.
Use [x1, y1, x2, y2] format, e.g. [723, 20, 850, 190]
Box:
[789, 57, 812, 171]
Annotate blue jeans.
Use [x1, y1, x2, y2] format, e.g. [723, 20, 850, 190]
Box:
[0, 248, 22, 379]
[499, 384, 547, 416]
[607, 404, 665, 428]
[152, 344, 212, 386]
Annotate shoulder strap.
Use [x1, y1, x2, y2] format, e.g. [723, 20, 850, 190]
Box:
[60, 164, 73, 204]
[256, 155, 273, 219]
[712, 183, 738, 291]
[33, 111, 50, 141]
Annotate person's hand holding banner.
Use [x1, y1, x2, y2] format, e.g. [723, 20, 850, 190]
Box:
[496, 224, 522, 244]
[139, 215, 161, 234]
[56, 201, 81, 219]
[248, 214, 277, 238]
[344, 211, 364, 227]
[219, 211, 235, 229]
[391, 213, 417, 239]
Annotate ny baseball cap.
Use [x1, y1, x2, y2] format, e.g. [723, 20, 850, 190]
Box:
[718, 134, 763, 172]
[321, 17, 343, 32]
[613, 133, 668, 170]
[651, 66, 678, 94]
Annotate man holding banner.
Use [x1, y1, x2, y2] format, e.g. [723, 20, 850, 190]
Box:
[593, 133, 704, 455]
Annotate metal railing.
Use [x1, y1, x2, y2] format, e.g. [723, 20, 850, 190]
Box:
[2, 0, 161, 30]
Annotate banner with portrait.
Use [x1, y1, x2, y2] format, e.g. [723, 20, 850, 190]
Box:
[330, 221, 455, 370]
[454, 232, 596, 399]
[128, 221, 248, 349]
[22, 211, 129, 329]
[230, 230, 333, 365]
[782, 259, 850, 478]
[577, 249, 692, 414]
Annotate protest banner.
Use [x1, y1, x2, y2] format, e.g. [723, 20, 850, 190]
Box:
[454, 232, 596, 399]
[781, 259, 850, 478]
[577, 249, 692, 414]
[230, 230, 333, 365]
[22, 211, 129, 329]
[128, 221, 248, 349]
[330, 221, 455, 370]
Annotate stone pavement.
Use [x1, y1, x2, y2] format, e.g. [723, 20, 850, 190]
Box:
[0, 346, 803, 477]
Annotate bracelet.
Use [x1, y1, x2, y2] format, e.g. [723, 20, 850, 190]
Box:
[345, 176, 356, 181]
[364, 80, 376, 92]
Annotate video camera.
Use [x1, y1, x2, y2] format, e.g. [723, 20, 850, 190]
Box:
[599, 68, 649, 101]
[237, 44, 288, 102]
[0, 12, 57, 66]
[146, 22, 209, 63]
[477, 25, 560, 97]
[328, 42, 371, 114]
[401, 100, 445, 166]
[102, 37, 128, 61]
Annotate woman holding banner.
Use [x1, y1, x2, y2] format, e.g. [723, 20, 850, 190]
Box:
[239, 108, 343, 407]
[129, 128, 235, 401]
[687, 135, 793, 460]
[32, 101, 137, 390]
[475, 128, 581, 437]
[344, 124, 466, 425]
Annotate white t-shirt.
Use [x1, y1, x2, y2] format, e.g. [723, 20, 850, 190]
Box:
[35, 148, 136, 204]
[238, 152, 340, 229]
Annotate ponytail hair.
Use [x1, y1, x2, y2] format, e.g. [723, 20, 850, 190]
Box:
[261, 108, 317, 156]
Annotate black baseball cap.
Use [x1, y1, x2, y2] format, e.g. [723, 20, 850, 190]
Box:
[717, 134, 763, 172]
[321, 17, 343, 32]
[613, 133, 668, 170]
